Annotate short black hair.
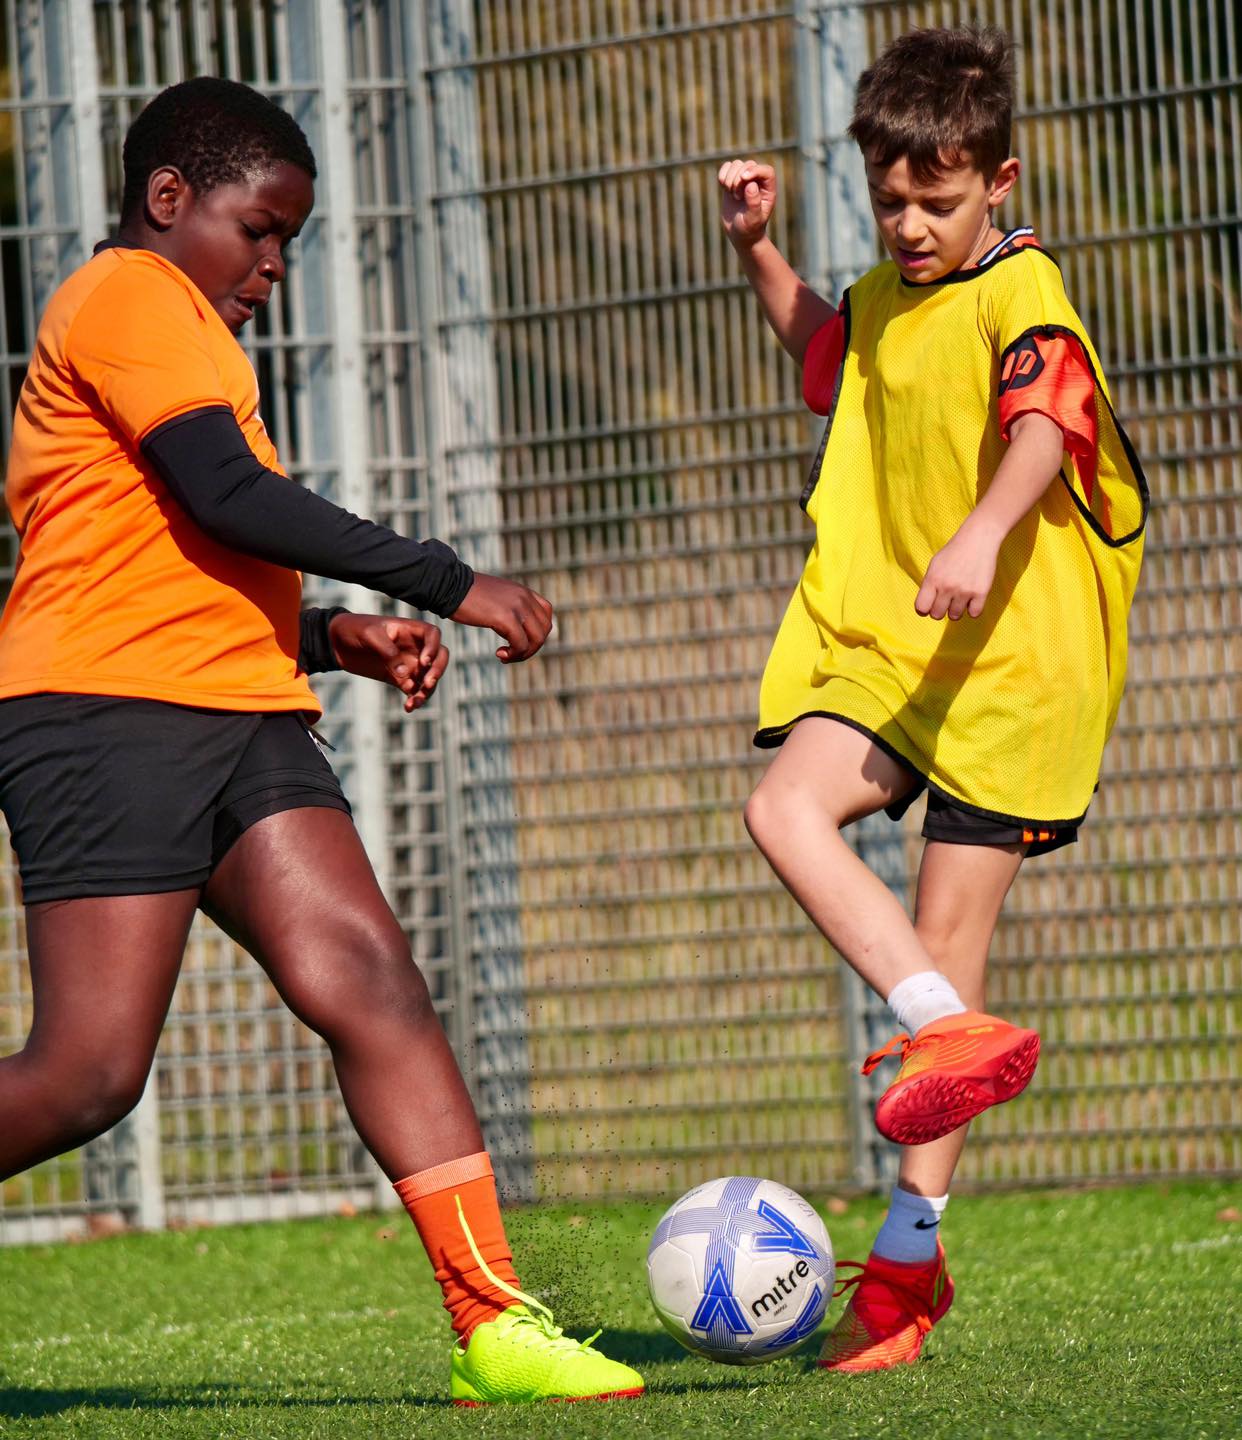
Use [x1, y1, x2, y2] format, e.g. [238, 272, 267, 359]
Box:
[121, 76, 316, 221]
[849, 27, 1015, 183]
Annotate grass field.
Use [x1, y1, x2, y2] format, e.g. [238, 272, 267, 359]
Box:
[1, 1180, 1238, 1439]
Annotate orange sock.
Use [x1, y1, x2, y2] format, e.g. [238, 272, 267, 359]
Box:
[394, 1152, 523, 1341]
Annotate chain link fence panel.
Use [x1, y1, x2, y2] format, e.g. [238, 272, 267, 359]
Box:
[1, 0, 1238, 1241]
[446, 0, 1240, 1197]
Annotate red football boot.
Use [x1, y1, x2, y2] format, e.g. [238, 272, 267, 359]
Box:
[818, 1242, 954, 1372]
[865, 1010, 1040, 1145]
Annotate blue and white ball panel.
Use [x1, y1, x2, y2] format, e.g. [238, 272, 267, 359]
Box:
[647, 1176, 834, 1365]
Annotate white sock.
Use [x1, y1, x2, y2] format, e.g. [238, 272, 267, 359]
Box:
[872, 1186, 949, 1264]
[886, 971, 967, 1036]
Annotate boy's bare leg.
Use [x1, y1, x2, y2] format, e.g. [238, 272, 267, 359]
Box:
[745, 717, 936, 997]
[0, 892, 197, 1179]
[819, 840, 1026, 1370]
[201, 806, 552, 1356]
[893, 839, 1024, 1197]
[201, 806, 484, 1179]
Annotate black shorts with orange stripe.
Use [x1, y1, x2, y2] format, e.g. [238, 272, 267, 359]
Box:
[887, 785, 1077, 857]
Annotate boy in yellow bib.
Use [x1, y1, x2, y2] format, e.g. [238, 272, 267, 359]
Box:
[719, 27, 1146, 1371]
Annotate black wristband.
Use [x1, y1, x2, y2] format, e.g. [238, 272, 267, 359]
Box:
[298, 606, 349, 674]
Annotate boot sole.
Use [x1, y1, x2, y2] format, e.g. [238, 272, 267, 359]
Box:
[453, 1386, 645, 1407]
[876, 1032, 1041, 1145]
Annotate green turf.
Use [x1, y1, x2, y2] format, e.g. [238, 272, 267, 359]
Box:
[1, 1181, 1238, 1438]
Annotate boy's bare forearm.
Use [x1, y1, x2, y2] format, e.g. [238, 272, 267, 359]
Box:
[915, 411, 1067, 621]
[964, 411, 1066, 544]
[734, 235, 836, 365]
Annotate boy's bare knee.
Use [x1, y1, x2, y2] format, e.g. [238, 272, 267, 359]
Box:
[278, 923, 432, 1042]
[33, 1048, 151, 1144]
[745, 773, 836, 853]
[914, 911, 956, 965]
[81, 1073, 147, 1136]
[745, 773, 796, 842]
[743, 782, 781, 850]
[914, 914, 988, 1007]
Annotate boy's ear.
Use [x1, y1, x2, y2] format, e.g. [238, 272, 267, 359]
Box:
[987, 157, 1021, 210]
[144, 166, 190, 231]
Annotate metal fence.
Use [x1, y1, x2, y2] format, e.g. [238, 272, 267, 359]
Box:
[0, 0, 1238, 1242]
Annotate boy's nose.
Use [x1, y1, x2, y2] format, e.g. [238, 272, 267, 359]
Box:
[258, 249, 286, 283]
[896, 209, 927, 243]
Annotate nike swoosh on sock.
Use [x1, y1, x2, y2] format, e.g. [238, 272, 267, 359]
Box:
[913, 1218, 941, 1229]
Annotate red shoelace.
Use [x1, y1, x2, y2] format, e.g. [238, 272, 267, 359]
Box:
[831, 1260, 936, 1335]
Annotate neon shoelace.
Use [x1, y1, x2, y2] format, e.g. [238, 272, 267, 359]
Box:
[861, 1032, 915, 1076]
[454, 1194, 603, 1351]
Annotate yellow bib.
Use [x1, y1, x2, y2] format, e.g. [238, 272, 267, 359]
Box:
[757, 244, 1147, 825]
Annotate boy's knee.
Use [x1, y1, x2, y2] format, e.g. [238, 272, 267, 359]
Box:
[80, 1074, 147, 1138]
[744, 773, 816, 851]
[280, 922, 432, 1041]
[37, 1049, 151, 1143]
[913, 916, 988, 1008]
[743, 785, 773, 848]
[914, 913, 960, 968]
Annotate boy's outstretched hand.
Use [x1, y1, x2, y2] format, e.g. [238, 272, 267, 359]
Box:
[451, 573, 554, 662]
[328, 613, 449, 711]
[718, 160, 777, 248]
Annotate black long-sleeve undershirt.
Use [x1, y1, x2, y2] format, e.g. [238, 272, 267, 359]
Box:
[141, 405, 474, 619]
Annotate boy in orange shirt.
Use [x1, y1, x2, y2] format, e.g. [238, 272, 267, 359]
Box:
[0, 77, 641, 1408]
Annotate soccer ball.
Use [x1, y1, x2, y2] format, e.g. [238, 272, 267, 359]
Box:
[647, 1176, 834, 1364]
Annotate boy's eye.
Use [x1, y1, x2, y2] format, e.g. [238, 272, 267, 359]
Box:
[241, 222, 263, 240]
[928, 204, 957, 217]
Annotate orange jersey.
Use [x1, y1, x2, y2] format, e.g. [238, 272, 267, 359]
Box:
[0, 247, 319, 714]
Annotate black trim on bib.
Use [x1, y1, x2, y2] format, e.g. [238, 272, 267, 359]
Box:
[978, 226, 1035, 266]
[752, 709, 1091, 832]
[1001, 323, 1149, 549]
[800, 291, 853, 513]
[897, 239, 1061, 288]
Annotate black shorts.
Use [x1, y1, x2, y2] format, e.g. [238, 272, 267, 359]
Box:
[887, 783, 1078, 857]
[757, 714, 1081, 857]
[0, 695, 352, 904]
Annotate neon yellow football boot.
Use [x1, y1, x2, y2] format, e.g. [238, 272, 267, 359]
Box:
[451, 1304, 644, 1406]
[448, 1197, 645, 1406]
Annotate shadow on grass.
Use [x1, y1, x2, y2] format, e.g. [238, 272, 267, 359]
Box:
[592, 1329, 832, 1393]
[0, 1384, 453, 1419]
[0, 1332, 833, 1417]
[582, 1326, 683, 1368]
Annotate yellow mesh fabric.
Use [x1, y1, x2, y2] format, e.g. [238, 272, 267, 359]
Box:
[757, 246, 1147, 825]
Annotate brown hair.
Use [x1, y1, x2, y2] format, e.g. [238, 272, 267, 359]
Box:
[848, 27, 1015, 183]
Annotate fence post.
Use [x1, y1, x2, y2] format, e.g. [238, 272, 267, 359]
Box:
[406, 2, 534, 1202]
[794, 1, 899, 1192]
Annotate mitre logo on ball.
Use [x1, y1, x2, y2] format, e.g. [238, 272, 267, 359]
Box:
[647, 1176, 835, 1364]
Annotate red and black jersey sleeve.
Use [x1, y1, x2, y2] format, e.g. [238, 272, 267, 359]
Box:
[998, 329, 1099, 500]
[801, 304, 847, 416]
